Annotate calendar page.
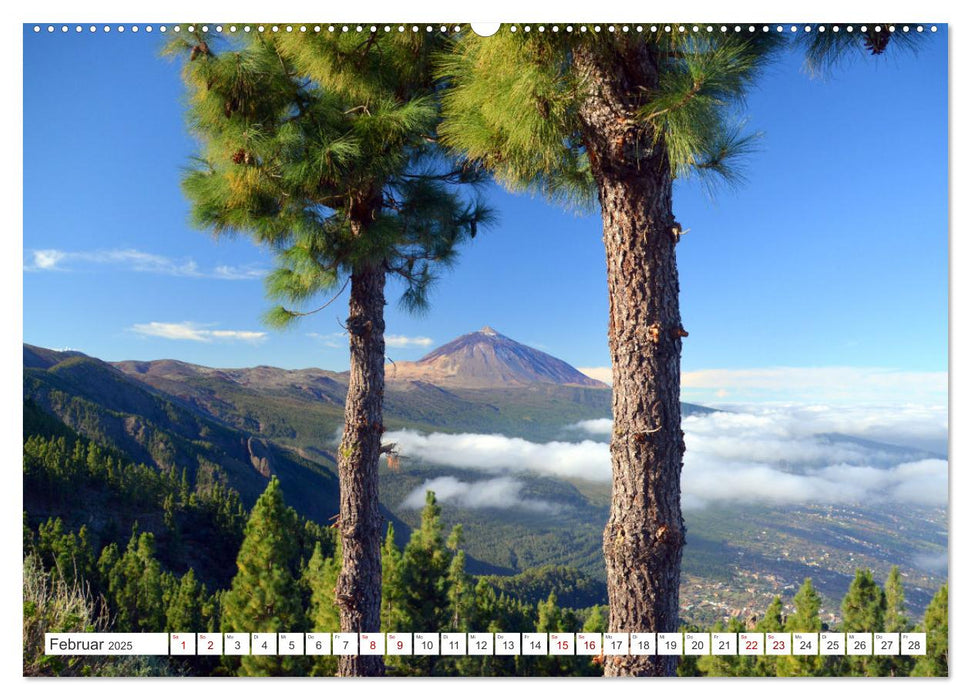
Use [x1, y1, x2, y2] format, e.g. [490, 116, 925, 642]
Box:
[21, 4, 949, 683]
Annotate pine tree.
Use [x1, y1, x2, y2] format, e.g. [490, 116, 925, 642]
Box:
[841, 568, 887, 676]
[779, 578, 823, 677]
[912, 584, 947, 677]
[445, 525, 474, 633]
[165, 568, 207, 632]
[753, 596, 784, 676]
[437, 26, 921, 676]
[303, 541, 340, 677]
[98, 528, 173, 633]
[221, 478, 306, 676]
[391, 492, 454, 676]
[884, 566, 909, 633]
[583, 605, 607, 633]
[397, 492, 452, 632]
[883, 565, 914, 676]
[35, 518, 96, 586]
[170, 28, 490, 678]
[531, 591, 578, 676]
[379, 524, 404, 633]
[696, 618, 746, 677]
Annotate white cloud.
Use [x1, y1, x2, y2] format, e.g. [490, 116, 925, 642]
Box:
[388, 403, 948, 510]
[681, 457, 948, 510]
[130, 321, 267, 343]
[386, 334, 434, 348]
[570, 397, 946, 455]
[682, 366, 947, 406]
[25, 248, 265, 279]
[689, 403, 947, 455]
[569, 418, 612, 436]
[32, 250, 66, 270]
[386, 429, 609, 481]
[401, 476, 555, 512]
[307, 331, 348, 349]
[578, 367, 612, 385]
[211, 264, 265, 280]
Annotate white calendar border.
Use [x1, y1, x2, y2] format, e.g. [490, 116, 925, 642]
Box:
[6, 1, 962, 699]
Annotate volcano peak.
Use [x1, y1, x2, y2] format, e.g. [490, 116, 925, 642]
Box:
[387, 328, 606, 389]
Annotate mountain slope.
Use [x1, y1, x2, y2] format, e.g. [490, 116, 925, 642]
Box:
[23, 345, 341, 525]
[388, 327, 606, 389]
[111, 359, 625, 445]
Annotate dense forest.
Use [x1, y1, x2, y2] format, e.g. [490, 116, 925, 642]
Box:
[23, 407, 947, 677]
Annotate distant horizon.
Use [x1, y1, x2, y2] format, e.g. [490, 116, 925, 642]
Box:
[23, 332, 948, 410]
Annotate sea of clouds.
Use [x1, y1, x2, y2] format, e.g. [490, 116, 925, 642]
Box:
[391, 404, 947, 512]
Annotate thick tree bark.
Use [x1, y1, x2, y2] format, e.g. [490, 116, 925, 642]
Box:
[335, 259, 387, 677]
[575, 43, 687, 677]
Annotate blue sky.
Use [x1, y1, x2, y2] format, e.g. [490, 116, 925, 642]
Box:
[22, 26, 948, 405]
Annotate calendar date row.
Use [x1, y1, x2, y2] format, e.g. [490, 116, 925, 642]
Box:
[47, 631, 927, 657]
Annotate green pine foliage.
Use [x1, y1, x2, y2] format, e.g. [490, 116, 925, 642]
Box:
[221, 477, 308, 676]
[24, 424, 249, 589]
[841, 568, 887, 676]
[884, 565, 909, 633]
[912, 584, 948, 677]
[380, 524, 405, 633]
[166, 568, 212, 633]
[384, 492, 454, 675]
[22, 553, 174, 677]
[35, 517, 96, 587]
[396, 492, 454, 632]
[438, 29, 783, 200]
[169, 29, 491, 323]
[302, 541, 341, 676]
[753, 596, 785, 676]
[841, 568, 887, 632]
[797, 24, 926, 77]
[479, 564, 606, 609]
[778, 578, 823, 677]
[883, 565, 915, 676]
[97, 529, 175, 633]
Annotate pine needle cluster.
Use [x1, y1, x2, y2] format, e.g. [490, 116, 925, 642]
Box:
[169, 28, 492, 325]
[438, 27, 784, 201]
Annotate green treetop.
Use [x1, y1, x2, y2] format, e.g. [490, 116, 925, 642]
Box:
[779, 578, 823, 677]
[221, 477, 306, 676]
[912, 584, 948, 677]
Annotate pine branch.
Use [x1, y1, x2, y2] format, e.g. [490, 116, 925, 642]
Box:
[263, 277, 351, 328]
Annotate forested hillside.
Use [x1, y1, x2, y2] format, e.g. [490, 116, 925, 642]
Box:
[23, 400, 946, 677]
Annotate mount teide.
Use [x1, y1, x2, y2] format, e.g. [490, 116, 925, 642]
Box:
[387, 327, 606, 389]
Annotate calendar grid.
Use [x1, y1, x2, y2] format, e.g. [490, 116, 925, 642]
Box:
[44, 632, 927, 658]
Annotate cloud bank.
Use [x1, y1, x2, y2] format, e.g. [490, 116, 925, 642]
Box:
[400, 476, 554, 512]
[575, 365, 947, 406]
[387, 404, 948, 510]
[387, 430, 608, 481]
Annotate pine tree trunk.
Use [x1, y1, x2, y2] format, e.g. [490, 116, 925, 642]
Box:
[335, 261, 386, 678]
[575, 43, 686, 677]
